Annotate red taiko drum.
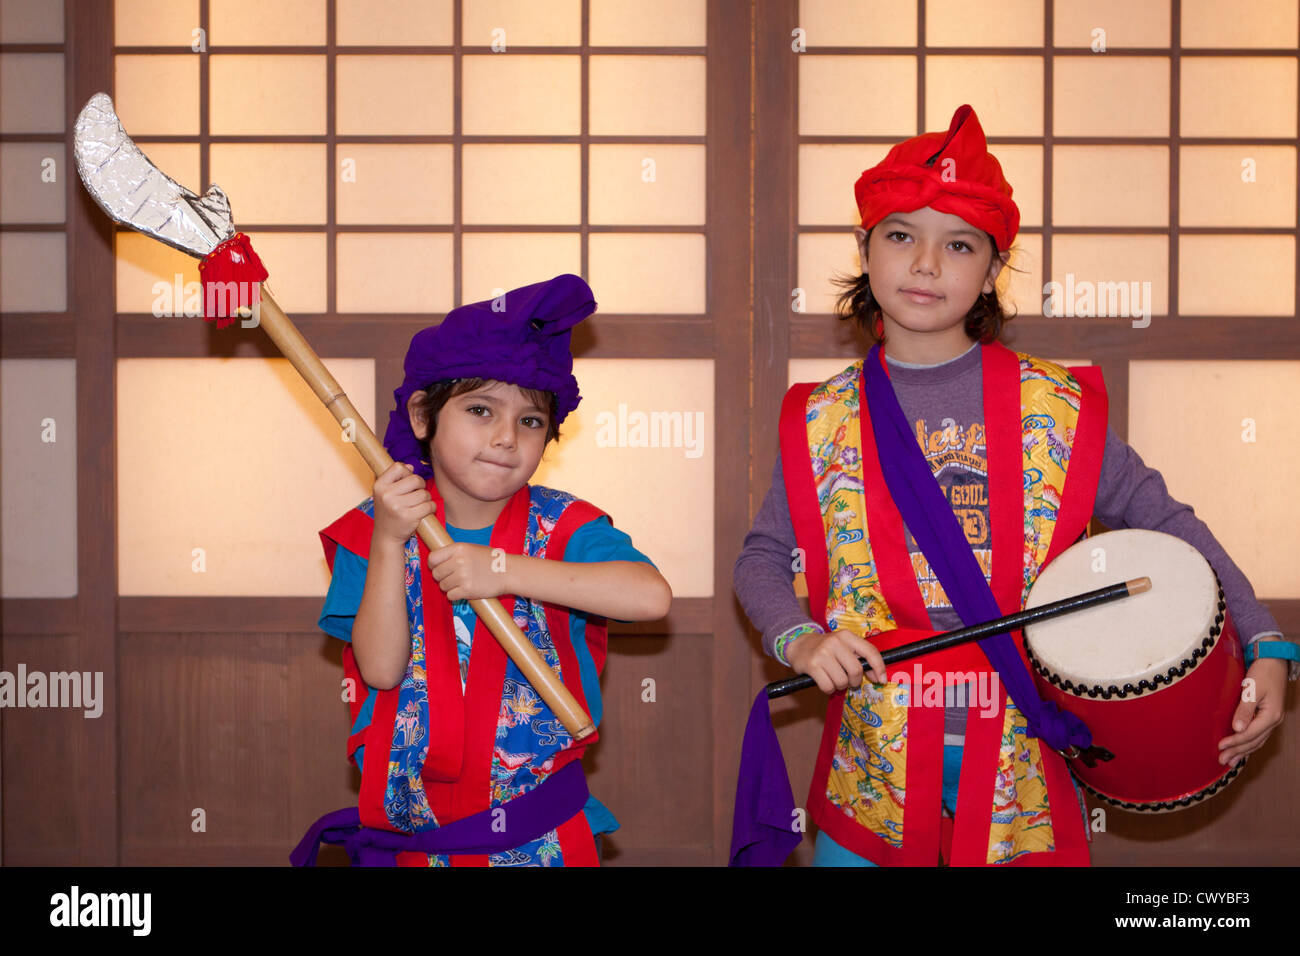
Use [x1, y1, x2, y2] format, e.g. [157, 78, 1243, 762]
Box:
[1023, 529, 1246, 811]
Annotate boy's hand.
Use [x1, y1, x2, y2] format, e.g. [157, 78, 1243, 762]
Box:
[428, 542, 508, 602]
[372, 462, 434, 544]
[787, 631, 888, 695]
[1218, 657, 1288, 767]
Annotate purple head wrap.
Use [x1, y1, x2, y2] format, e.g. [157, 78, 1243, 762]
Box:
[383, 273, 596, 479]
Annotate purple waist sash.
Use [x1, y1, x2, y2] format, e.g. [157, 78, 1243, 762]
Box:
[729, 691, 802, 866]
[290, 759, 589, 867]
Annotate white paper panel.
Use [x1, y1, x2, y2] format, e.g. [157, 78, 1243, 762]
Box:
[1, 359, 77, 597]
[117, 358, 377, 595]
[1130, 361, 1300, 599]
[532, 359, 714, 598]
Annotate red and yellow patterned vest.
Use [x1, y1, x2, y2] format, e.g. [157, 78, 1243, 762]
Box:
[780, 342, 1108, 866]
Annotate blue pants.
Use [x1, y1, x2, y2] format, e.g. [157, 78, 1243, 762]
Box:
[812, 744, 963, 867]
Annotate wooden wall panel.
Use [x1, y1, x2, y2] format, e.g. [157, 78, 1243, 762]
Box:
[0, 633, 86, 865]
[120, 633, 288, 864]
[118, 633, 354, 866]
[590, 634, 714, 866]
[287, 637, 359, 865]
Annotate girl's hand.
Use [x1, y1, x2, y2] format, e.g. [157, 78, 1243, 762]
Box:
[428, 542, 508, 602]
[1218, 657, 1288, 767]
[787, 631, 888, 695]
[372, 462, 434, 544]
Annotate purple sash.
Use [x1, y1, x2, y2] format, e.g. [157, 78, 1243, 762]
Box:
[291, 759, 589, 867]
[860, 344, 1093, 754]
[729, 692, 802, 866]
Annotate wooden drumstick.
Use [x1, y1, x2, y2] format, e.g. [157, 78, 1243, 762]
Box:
[766, 576, 1151, 699]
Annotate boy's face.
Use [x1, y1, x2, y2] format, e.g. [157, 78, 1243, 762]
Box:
[856, 205, 1008, 346]
[408, 380, 551, 522]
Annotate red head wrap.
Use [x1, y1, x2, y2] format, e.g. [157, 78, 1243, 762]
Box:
[854, 104, 1019, 252]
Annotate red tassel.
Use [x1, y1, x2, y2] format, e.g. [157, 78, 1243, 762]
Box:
[198, 233, 269, 328]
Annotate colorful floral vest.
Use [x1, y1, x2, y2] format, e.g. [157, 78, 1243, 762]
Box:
[319, 480, 608, 867]
[779, 342, 1108, 866]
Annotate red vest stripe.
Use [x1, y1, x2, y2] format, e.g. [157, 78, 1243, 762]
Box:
[861, 358, 935, 629]
[950, 695, 1006, 864]
[549, 498, 611, 678]
[537, 500, 609, 860]
[556, 811, 599, 867]
[779, 383, 831, 630]
[985, 343, 1023, 615]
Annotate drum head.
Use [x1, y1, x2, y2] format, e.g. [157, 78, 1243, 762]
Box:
[1024, 529, 1218, 689]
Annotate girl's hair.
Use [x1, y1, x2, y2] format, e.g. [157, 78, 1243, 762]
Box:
[410, 378, 561, 464]
[833, 227, 1018, 345]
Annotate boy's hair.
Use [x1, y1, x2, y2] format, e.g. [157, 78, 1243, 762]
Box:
[833, 228, 1017, 345]
[411, 378, 561, 463]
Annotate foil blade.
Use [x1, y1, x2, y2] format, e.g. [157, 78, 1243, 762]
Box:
[73, 92, 235, 259]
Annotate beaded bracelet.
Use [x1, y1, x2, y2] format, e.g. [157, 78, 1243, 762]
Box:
[774, 622, 824, 667]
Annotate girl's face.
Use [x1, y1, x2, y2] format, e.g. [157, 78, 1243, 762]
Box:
[408, 380, 551, 526]
[855, 205, 1008, 356]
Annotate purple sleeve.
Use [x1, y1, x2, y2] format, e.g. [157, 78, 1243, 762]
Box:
[1092, 426, 1283, 646]
[733, 452, 821, 659]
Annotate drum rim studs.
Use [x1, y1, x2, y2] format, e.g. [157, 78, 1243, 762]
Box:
[1075, 757, 1246, 812]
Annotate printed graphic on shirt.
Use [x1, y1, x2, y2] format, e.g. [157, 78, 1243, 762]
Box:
[903, 415, 992, 610]
[452, 601, 473, 692]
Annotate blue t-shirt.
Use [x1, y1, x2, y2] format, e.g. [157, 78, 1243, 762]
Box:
[318, 514, 655, 837]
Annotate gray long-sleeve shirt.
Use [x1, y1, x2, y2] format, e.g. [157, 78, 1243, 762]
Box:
[733, 342, 1283, 744]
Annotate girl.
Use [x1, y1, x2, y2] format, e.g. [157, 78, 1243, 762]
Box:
[294, 273, 672, 867]
[732, 105, 1296, 867]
